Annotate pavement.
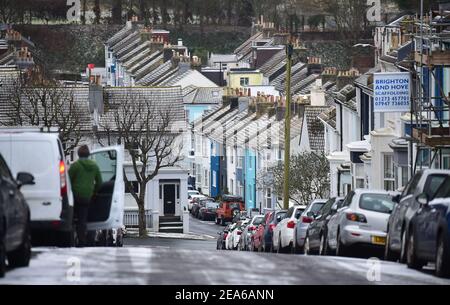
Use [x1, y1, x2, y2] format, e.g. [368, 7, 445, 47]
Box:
[1, 214, 450, 285]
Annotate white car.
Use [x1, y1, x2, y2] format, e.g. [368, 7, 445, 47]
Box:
[294, 199, 328, 253]
[225, 223, 237, 250]
[230, 219, 250, 250]
[188, 194, 205, 211]
[326, 189, 395, 257]
[272, 205, 306, 253]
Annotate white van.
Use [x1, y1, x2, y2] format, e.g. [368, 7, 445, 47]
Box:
[0, 132, 124, 247]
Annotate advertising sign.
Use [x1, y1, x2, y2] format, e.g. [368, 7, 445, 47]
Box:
[373, 72, 411, 113]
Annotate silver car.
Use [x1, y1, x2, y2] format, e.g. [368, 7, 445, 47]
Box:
[238, 215, 265, 251]
[326, 189, 395, 257]
[292, 199, 327, 253]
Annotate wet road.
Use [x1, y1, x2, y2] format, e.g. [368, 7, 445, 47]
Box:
[1, 216, 450, 285]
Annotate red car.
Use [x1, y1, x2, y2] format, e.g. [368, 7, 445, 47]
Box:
[251, 211, 273, 252]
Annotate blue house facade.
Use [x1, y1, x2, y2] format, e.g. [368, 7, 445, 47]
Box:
[244, 148, 257, 209]
[210, 141, 221, 197]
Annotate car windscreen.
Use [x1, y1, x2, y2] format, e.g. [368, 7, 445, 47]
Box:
[228, 203, 242, 209]
[434, 176, 450, 199]
[359, 194, 394, 214]
[310, 202, 326, 213]
[253, 216, 264, 225]
[205, 201, 218, 208]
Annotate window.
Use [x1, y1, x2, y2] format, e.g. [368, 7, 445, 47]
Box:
[383, 154, 395, 191]
[125, 181, 139, 194]
[443, 155, 450, 169]
[204, 170, 209, 187]
[277, 149, 282, 161]
[196, 164, 202, 183]
[230, 179, 234, 194]
[433, 176, 450, 199]
[424, 175, 448, 198]
[212, 171, 217, 188]
[237, 156, 244, 168]
[403, 172, 422, 196]
[240, 77, 249, 86]
[359, 193, 394, 214]
[266, 188, 272, 209]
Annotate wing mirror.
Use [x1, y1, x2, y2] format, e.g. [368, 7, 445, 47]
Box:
[17, 172, 35, 188]
[392, 194, 401, 204]
[416, 193, 429, 206]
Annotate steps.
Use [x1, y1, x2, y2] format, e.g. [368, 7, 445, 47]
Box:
[159, 216, 183, 233]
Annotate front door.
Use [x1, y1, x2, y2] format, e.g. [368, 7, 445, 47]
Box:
[164, 184, 176, 215]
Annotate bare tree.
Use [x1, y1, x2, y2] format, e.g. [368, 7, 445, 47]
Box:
[3, 74, 84, 156]
[273, 152, 330, 205]
[99, 90, 183, 237]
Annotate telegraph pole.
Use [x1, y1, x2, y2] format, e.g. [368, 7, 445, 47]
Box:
[283, 39, 293, 210]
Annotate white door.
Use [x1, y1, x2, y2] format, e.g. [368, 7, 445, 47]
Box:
[87, 146, 124, 230]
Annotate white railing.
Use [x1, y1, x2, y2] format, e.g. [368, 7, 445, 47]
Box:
[123, 209, 153, 228]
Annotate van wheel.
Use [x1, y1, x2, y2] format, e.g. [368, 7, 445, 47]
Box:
[7, 223, 31, 268]
[0, 234, 6, 278]
[436, 232, 450, 278]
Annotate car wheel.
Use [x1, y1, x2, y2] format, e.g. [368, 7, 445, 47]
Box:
[320, 234, 327, 256]
[436, 232, 450, 278]
[384, 231, 398, 262]
[406, 229, 425, 270]
[277, 235, 283, 254]
[336, 230, 348, 257]
[304, 236, 310, 256]
[7, 223, 31, 268]
[0, 231, 6, 278]
[400, 229, 407, 264]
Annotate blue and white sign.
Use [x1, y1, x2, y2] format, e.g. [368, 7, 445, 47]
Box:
[373, 72, 411, 113]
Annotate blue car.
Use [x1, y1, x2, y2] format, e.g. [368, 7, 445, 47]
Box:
[407, 176, 450, 278]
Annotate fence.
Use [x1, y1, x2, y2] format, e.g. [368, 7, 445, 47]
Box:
[123, 209, 153, 228]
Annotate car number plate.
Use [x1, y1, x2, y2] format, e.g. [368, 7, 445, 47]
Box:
[372, 236, 386, 245]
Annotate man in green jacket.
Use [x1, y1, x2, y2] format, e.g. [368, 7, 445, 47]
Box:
[69, 145, 103, 247]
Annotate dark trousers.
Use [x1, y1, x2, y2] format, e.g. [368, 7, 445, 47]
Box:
[74, 197, 90, 246]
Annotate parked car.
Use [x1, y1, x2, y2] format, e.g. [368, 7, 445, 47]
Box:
[198, 200, 219, 220]
[188, 194, 206, 212]
[216, 225, 231, 250]
[238, 215, 264, 251]
[229, 219, 250, 250]
[215, 195, 245, 226]
[406, 176, 450, 277]
[251, 211, 273, 252]
[273, 205, 307, 253]
[192, 197, 213, 218]
[225, 223, 238, 250]
[255, 210, 288, 252]
[303, 197, 344, 255]
[0, 153, 35, 278]
[385, 169, 450, 262]
[292, 199, 327, 254]
[327, 189, 395, 257]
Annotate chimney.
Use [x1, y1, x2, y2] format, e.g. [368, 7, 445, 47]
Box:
[307, 57, 323, 75]
[171, 51, 181, 69]
[336, 68, 360, 90]
[177, 38, 183, 47]
[321, 67, 338, 83]
[272, 33, 290, 45]
[140, 27, 152, 42]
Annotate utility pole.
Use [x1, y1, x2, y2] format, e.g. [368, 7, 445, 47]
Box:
[283, 39, 293, 210]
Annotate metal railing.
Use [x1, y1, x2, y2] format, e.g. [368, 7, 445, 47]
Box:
[123, 209, 153, 228]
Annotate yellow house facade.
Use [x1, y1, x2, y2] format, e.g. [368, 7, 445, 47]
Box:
[227, 68, 264, 89]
